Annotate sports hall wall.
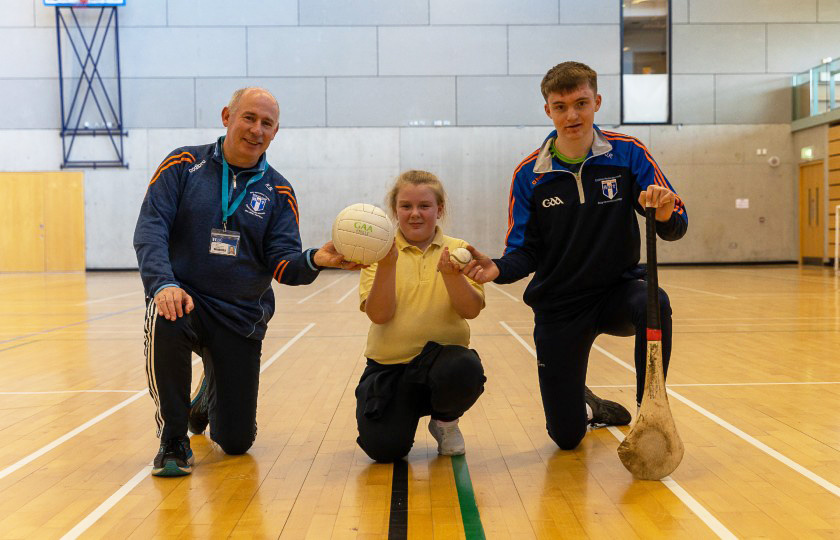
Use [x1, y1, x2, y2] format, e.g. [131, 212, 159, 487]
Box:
[2, 0, 838, 269]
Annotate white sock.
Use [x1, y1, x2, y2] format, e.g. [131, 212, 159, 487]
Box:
[434, 419, 458, 427]
[586, 403, 593, 421]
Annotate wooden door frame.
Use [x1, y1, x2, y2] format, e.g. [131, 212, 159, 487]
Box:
[798, 160, 825, 264]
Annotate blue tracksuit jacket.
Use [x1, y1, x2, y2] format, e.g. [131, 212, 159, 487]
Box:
[494, 126, 688, 315]
[133, 137, 319, 339]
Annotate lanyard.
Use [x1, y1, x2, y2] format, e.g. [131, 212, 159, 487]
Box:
[221, 152, 267, 228]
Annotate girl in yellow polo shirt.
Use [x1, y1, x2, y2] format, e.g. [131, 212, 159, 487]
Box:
[356, 170, 487, 462]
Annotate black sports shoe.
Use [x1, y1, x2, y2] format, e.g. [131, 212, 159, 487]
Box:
[188, 373, 209, 435]
[152, 436, 194, 477]
[585, 386, 631, 426]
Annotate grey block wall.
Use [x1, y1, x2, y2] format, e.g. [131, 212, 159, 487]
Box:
[1, 0, 834, 267]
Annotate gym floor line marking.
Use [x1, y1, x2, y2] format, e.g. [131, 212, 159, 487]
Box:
[451, 455, 485, 539]
[296, 274, 349, 304]
[0, 390, 140, 395]
[660, 283, 738, 299]
[591, 343, 840, 498]
[336, 284, 359, 304]
[0, 357, 201, 483]
[78, 291, 142, 305]
[487, 283, 519, 302]
[60, 466, 152, 540]
[587, 382, 840, 388]
[606, 427, 737, 540]
[59, 325, 315, 539]
[0, 306, 144, 345]
[499, 321, 733, 537]
[388, 460, 408, 540]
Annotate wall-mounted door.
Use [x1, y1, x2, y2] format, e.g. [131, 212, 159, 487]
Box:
[0, 172, 85, 272]
[799, 162, 824, 263]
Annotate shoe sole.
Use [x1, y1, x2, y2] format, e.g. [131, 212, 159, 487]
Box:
[151, 454, 195, 477]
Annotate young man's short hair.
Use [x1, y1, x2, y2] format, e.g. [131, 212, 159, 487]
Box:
[540, 62, 598, 101]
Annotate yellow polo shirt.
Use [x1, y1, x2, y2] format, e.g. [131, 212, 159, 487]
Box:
[359, 227, 485, 365]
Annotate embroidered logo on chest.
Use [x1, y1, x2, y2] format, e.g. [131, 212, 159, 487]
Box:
[594, 176, 622, 205]
[244, 192, 270, 218]
[600, 178, 618, 199]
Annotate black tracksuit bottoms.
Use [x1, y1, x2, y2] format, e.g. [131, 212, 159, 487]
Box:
[144, 299, 261, 454]
[534, 279, 672, 450]
[355, 341, 486, 463]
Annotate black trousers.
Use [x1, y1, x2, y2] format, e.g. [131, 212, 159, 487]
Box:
[534, 279, 672, 450]
[143, 299, 261, 454]
[355, 342, 486, 463]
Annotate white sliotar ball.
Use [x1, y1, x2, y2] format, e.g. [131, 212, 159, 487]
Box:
[331, 203, 394, 265]
[449, 247, 473, 269]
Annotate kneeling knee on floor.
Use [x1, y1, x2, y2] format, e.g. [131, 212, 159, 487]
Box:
[214, 436, 254, 455]
[359, 437, 412, 463]
[549, 428, 585, 451]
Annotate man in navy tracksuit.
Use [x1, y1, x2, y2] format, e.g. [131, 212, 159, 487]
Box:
[134, 88, 358, 476]
[466, 62, 687, 450]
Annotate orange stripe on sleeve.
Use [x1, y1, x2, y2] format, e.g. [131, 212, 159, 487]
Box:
[276, 260, 290, 282]
[149, 156, 195, 186]
[152, 151, 194, 178]
[273, 259, 289, 281]
[604, 133, 685, 213]
[603, 134, 670, 189]
[504, 149, 540, 246]
[287, 195, 299, 225]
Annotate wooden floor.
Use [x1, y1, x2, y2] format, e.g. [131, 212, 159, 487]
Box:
[0, 266, 838, 539]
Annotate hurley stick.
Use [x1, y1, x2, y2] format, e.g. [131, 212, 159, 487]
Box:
[617, 207, 684, 480]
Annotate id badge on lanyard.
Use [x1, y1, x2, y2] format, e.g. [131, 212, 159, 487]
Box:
[210, 228, 240, 256]
[210, 145, 266, 257]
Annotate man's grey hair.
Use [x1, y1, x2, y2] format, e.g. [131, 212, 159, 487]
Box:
[227, 87, 279, 115]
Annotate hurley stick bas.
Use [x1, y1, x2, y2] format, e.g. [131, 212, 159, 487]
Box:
[617, 206, 684, 480]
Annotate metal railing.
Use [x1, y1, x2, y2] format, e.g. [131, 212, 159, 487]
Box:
[793, 57, 840, 121]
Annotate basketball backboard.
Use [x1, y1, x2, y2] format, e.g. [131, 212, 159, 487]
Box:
[44, 1, 125, 6]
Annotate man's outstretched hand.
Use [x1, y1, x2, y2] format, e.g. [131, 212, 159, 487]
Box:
[313, 241, 366, 270]
[462, 245, 500, 284]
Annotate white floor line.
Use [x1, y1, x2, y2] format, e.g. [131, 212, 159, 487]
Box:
[488, 283, 520, 302]
[661, 284, 738, 300]
[0, 390, 140, 395]
[60, 465, 151, 540]
[498, 320, 735, 538]
[260, 324, 314, 373]
[336, 284, 359, 304]
[296, 275, 348, 304]
[57, 325, 315, 539]
[0, 391, 147, 481]
[499, 321, 535, 354]
[587, 382, 840, 388]
[606, 427, 737, 540]
[677, 316, 840, 321]
[590, 343, 840, 498]
[78, 291, 142, 306]
[0, 359, 201, 482]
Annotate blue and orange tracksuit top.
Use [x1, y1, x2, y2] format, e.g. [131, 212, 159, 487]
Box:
[133, 137, 319, 340]
[494, 126, 688, 315]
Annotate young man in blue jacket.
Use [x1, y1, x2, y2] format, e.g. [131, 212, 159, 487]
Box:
[134, 88, 358, 476]
[465, 62, 687, 450]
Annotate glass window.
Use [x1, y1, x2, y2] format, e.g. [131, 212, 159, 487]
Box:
[621, 0, 671, 124]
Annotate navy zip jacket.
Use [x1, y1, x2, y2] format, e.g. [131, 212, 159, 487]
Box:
[134, 137, 320, 340]
[494, 126, 688, 315]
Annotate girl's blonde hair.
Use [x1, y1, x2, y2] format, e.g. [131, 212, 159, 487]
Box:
[386, 170, 447, 219]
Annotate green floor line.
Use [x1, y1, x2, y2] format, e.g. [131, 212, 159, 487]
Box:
[451, 455, 486, 540]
